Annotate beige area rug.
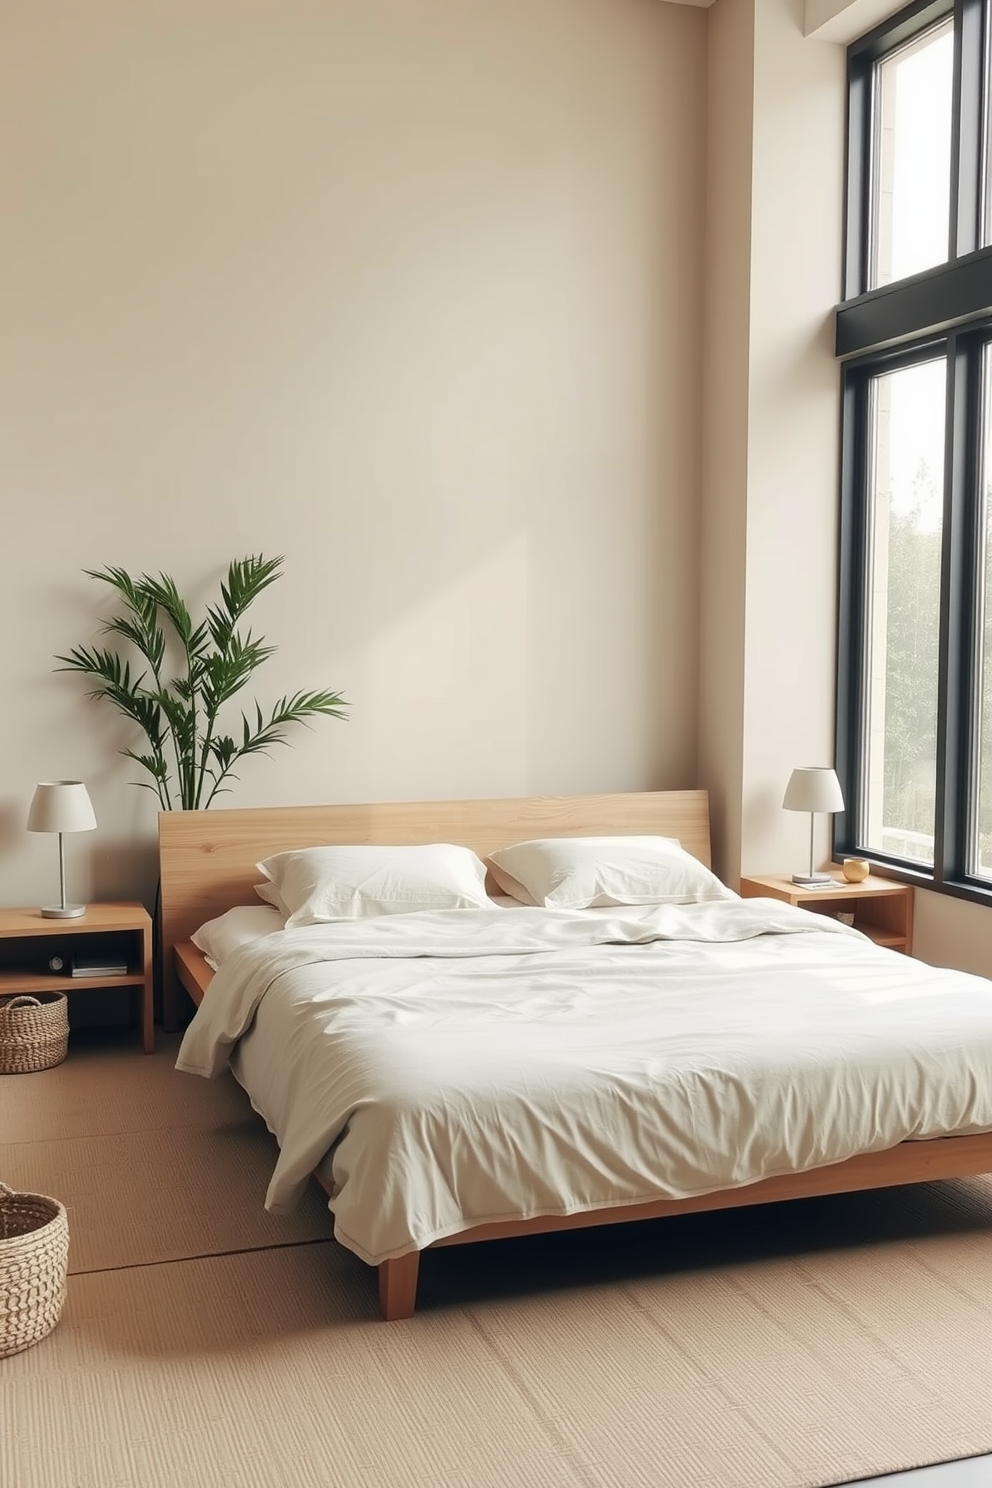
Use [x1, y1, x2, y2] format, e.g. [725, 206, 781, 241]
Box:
[2, 1037, 992, 1488]
[1, 1034, 333, 1272]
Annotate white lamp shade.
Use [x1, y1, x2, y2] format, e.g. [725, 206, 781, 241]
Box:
[27, 781, 97, 834]
[782, 767, 845, 815]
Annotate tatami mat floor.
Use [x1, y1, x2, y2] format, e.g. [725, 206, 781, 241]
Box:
[2, 1029, 992, 1488]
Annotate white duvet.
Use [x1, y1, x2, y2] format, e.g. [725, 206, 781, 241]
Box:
[176, 900, 992, 1265]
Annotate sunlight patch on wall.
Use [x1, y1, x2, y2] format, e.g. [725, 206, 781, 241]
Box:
[365, 535, 529, 799]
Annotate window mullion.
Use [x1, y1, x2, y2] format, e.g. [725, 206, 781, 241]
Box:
[835, 369, 870, 856]
[953, 0, 987, 255]
[933, 333, 990, 888]
[934, 335, 964, 884]
[956, 336, 990, 881]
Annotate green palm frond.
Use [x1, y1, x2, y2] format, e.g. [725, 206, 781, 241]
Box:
[199, 634, 277, 715]
[206, 555, 284, 652]
[58, 556, 348, 810]
[56, 647, 147, 703]
[84, 566, 148, 612]
[102, 615, 166, 673]
[120, 750, 173, 809]
[224, 554, 284, 615]
[133, 573, 195, 646]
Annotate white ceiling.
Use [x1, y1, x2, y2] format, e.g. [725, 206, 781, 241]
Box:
[660, 0, 905, 39]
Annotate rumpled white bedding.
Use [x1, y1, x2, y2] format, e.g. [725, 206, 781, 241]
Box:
[176, 900, 992, 1265]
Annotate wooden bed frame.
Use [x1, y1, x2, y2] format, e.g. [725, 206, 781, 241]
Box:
[159, 789, 992, 1321]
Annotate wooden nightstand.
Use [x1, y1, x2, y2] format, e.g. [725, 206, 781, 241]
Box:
[739, 871, 914, 955]
[0, 902, 154, 1052]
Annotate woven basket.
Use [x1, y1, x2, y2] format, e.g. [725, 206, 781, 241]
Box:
[0, 993, 69, 1074]
[0, 1182, 69, 1357]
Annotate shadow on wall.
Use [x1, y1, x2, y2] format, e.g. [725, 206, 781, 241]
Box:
[93, 836, 159, 911]
[0, 798, 26, 858]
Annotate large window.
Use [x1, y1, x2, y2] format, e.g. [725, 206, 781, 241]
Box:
[836, 0, 992, 900]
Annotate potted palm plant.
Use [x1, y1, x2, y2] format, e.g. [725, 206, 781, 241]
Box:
[56, 554, 348, 810]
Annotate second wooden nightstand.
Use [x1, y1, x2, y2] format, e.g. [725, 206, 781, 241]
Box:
[0, 903, 154, 1052]
[739, 871, 913, 955]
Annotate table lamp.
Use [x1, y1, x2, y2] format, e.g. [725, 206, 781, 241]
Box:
[27, 781, 97, 918]
[783, 766, 844, 886]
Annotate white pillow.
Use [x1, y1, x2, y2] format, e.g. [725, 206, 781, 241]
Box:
[256, 843, 493, 927]
[191, 904, 287, 970]
[486, 836, 737, 911]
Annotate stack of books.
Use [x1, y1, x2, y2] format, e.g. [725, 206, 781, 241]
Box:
[69, 954, 129, 979]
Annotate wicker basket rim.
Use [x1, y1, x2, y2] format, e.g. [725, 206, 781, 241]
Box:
[0, 1179, 65, 1206]
[0, 992, 67, 1007]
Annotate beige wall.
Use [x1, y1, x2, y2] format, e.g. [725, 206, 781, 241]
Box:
[697, 0, 753, 884]
[0, 0, 706, 911]
[700, 0, 846, 888]
[913, 890, 992, 977]
[740, 0, 846, 881]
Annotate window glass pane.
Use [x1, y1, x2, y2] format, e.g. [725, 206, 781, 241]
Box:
[972, 344, 992, 877]
[863, 358, 946, 864]
[871, 19, 954, 288]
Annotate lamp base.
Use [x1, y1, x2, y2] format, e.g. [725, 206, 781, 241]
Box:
[40, 904, 87, 919]
[791, 873, 834, 887]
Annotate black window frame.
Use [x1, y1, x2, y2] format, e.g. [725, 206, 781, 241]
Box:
[835, 0, 992, 906]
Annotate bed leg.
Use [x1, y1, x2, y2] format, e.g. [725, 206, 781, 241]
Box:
[378, 1253, 420, 1320]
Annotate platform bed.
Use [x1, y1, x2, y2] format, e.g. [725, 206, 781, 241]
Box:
[161, 791, 992, 1321]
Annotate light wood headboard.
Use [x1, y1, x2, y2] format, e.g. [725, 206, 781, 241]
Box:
[159, 789, 712, 1026]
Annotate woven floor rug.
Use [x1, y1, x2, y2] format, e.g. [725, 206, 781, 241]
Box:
[2, 1036, 992, 1488]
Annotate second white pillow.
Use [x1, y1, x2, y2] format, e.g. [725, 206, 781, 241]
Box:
[486, 835, 736, 911]
[191, 904, 287, 970]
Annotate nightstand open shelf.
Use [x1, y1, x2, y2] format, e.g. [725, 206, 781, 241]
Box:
[739, 871, 914, 955]
[0, 902, 154, 1052]
[0, 967, 148, 993]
